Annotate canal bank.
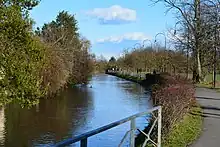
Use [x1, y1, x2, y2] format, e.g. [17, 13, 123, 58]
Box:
[106, 71, 203, 147]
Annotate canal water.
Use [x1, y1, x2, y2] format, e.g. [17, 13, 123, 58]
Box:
[0, 74, 152, 147]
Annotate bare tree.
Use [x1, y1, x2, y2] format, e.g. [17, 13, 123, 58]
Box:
[154, 0, 220, 83]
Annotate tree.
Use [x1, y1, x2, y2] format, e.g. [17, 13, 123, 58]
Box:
[115, 45, 188, 76]
[1, 1, 93, 106]
[0, 0, 46, 106]
[109, 56, 116, 63]
[0, 0, 40, 13]
[40, 11, 79, 47]
[93, 55, 108, 72]
[38, 11, 92, 87]
[154, 0, 220, 82]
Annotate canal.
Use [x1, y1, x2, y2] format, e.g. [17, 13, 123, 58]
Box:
[0, 74, 152, 147]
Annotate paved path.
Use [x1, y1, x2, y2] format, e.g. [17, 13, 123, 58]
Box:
[191, 87, 220, 147]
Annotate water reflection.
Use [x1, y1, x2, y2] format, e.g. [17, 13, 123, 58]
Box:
[0, 74, 152, 147]
[2, 87, 94, 147]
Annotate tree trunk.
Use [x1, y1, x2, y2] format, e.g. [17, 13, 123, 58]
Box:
[197, 49, 202, 81]
[192, 47, 198, 83]
[193, 0, 202, 83]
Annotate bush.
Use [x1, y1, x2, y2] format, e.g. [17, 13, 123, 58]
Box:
[40, 45, 70, 95]
[0, 10, 47, 106]
[38, 11, 93, 88]
[151, 74, 195, 137]
[0, 4, 93, 107]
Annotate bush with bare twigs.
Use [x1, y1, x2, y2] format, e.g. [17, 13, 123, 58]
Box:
[152, 74, 195, 136]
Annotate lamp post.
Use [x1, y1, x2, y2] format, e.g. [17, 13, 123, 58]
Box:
[143, 39, 153, 49]
[142, 39, 153, 72]
[155, 32, 167, 52]
[133, 43, 142, 50]
[155, 32, 167, 72]
[133, 43, 142, 75]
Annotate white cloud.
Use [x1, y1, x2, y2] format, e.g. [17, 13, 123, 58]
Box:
[96, 32, 151, 43]
[86, 5, 136, 24]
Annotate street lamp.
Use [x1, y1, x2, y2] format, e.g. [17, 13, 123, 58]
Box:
[133, 43, 142, 50]
[142, 39, 153, 72]
[143, 39, 153, 49]
[155, 32, 167, 52]
[132, 43, 142, 75]
[155, 32, 167, 72]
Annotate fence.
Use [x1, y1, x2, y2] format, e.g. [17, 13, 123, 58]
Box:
[53, 106, 162, 147]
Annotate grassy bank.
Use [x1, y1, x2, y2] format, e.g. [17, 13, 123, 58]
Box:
[163, 105, 203, 147]
[106, 72, 143, 83]
[151, 74, 202, 147]
[106, 72, 203, 147]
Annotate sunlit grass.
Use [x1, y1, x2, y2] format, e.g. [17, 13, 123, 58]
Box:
[162, 105, 203, 147]
[196, 74, 220, 92]
[204, 74, 220, 83]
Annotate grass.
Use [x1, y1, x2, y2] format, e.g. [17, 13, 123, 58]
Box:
[162, 105, 203, 147]
[113, 73, 143, 83]
[204, 74, 220, 83]
[195, 73, 220, 92]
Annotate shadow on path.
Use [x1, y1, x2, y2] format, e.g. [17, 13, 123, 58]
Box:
[200, 105, 220, 111]
[196, 96, 220, 101]
[190, 112, 220, 119]
[191, 87, 220, 147]
[191, 105, 220, 119]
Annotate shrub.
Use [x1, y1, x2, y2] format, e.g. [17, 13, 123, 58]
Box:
[0, 4, 93, 107]
[40, 45, 70, 95]
[151, 74, 195, 137]
[0, 5, 46, 106]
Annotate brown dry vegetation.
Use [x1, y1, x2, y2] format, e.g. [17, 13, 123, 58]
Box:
[152, 74, 196, 137]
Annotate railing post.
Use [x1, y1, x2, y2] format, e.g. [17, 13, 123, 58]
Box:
[80, 138, 88, 147]
[130, 118, 136, 147]
[158, 107, 162, 147]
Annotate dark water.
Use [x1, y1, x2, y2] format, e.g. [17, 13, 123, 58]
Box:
[0, 74, 152, 147]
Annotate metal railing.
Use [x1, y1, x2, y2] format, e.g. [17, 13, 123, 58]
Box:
[53, 106, 162, 147]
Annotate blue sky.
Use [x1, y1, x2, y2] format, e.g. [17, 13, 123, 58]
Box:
[30, 0, 177, 60]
